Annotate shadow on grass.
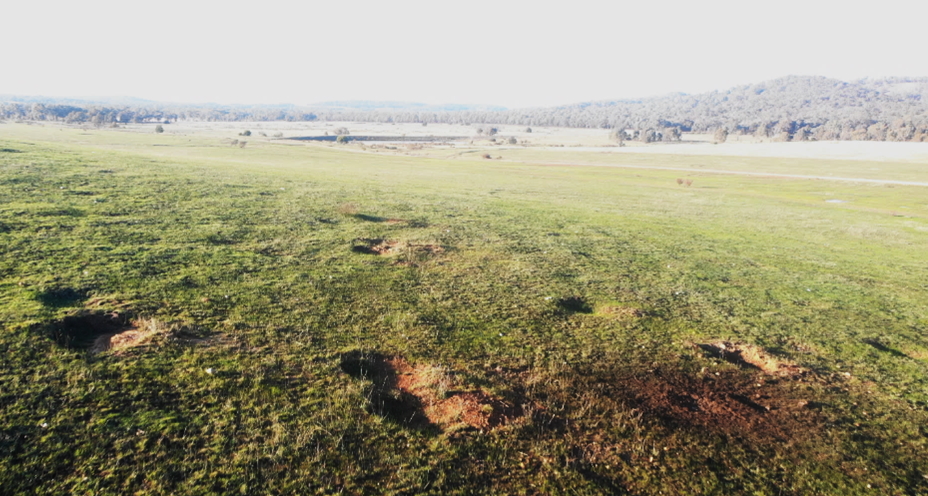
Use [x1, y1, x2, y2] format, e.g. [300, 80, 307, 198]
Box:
[862, 338, 909, 358]
[35, 287, 87, 308]
[557, 296, 593, 314]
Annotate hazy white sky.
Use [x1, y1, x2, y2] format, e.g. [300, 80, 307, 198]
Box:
[3, 0, 927, 108]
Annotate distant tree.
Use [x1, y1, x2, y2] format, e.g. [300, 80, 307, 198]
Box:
[422, 122, 428, 127]
[754, 123, 769, 139]
[609, 128, 625, 146]
[662, 127, 681, 141]
[240, 130, 252, 136]
[507, 136, 518, 144]
[713, 127, 728, 143]
[488, 127, 499, 136]
[272, 132, 284, 138]
[333, 127, 350, 135]
[155, 124, 164, 133]
[640, 129, 656, 143]
[336, 135, 348, 144]
[525, 127, 532, 133]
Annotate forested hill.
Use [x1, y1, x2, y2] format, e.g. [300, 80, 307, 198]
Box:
[3, 76, 928, 141]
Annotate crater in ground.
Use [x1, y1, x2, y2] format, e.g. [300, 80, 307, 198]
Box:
[44, 310, 161, 354]
[341, 351, 522, 432]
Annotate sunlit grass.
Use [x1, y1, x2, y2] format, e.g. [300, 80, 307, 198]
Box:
[1, 124, 926, 494]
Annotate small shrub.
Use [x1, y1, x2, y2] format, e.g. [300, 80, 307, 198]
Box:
[240, 130, 251, 136]
[676, 178, 684, 185]
[272, 132, 283, 138]
[525, 127, 532, 133]
[155, 124, 164, 133]
[508, 136, 518, 144]
[482, 153, 492, 159]
[333, 127, 350, 135]
[336, 135, 348, 144]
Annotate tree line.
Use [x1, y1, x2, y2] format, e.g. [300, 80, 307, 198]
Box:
[3, 76, 928, 142]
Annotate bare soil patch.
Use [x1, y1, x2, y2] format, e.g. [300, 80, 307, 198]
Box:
[696, 341, 802, 376]
[603, 367, 822, 442]
[340, 352, 522, 432]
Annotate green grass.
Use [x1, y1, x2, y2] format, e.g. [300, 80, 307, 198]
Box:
[1, 124, 927, 494]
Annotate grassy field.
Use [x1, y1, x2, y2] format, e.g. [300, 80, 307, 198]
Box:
[1, 123, 927, 494]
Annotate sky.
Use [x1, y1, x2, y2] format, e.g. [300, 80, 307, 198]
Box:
[3, 0, 927, 108]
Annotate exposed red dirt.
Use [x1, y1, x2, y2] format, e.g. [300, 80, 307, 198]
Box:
[340, 352, 522, 432]
[388, 358, 520, 431]
[617, 367, 821, 441]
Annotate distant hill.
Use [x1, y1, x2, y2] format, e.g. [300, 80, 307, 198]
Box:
[3, 76, 928, 141]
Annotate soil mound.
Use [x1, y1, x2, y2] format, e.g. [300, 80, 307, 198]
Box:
[341, 352, 521, 432]
[697, 341, 801, 376]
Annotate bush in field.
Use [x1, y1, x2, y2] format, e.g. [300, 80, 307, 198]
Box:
[336, 135, 348, 144]
[508, 136, 518, 145]
[525, 127, 532, 133]
[272, 132, 283, 138]
[333, 127, 350, 135]
[240, 130, 252, 136]
[155, 124, 164, 133]
[713, 127, 729, 143]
